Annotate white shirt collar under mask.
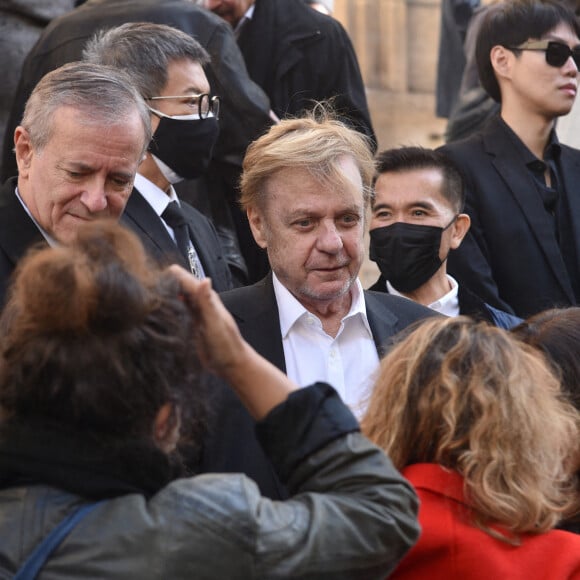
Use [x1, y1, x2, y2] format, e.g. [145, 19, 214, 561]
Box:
[386, 274, 460, 317]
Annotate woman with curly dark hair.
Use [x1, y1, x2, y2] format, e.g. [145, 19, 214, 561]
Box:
[0, 221, 419, 579]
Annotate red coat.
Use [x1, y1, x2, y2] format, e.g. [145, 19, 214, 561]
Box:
[390, 463, 580, 580]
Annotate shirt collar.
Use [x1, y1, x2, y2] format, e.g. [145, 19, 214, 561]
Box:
[386, 274, 460, 317]
[273, 273, 371, 338]
[134, 173, 179, 217]
[234, 3, 255, 33]
[497, 115, 561, 167]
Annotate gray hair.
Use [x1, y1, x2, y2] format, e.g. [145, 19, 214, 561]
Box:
[21, 61, 151, 154]
[82, 22, 210, 98]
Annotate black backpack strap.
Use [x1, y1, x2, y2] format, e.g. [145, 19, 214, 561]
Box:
[14, 501, 104, 580]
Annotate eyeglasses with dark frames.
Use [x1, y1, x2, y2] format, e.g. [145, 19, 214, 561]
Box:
[146, 93, 220, 119]
[508, 40, 580, 69]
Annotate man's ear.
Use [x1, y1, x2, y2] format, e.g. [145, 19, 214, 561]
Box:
[247, 206, 268, 249]
[14, 127, 34, 178]
[490, 45, 513, 82]
[450, 213, 471, 250]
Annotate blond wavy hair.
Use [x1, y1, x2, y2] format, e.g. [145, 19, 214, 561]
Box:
[239, 104, 375, 212]
[361, 316, 579, 541]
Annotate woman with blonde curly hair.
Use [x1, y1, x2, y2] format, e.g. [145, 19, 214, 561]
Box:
[361, 316, 580, 579]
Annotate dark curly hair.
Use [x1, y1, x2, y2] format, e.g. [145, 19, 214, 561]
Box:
[0, 221, 205, 451]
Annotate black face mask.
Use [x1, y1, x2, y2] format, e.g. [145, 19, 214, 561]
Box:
[369, 217, 456, 293]
[148, 113, 220, 181]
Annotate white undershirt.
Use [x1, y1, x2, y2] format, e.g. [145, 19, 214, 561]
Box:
[273, 273, 379, 418]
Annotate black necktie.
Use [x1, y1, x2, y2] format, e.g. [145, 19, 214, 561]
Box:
[161, 201, 203, 278]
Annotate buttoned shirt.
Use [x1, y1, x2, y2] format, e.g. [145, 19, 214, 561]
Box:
[273, 273, 379, 418]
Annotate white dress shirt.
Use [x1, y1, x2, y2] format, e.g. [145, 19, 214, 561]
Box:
[134, 173, 206, 278]
[273, 273, 379, 418]
[386, 274, 460, 317]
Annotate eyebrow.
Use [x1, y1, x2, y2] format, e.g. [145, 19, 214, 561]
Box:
[285, 205, 363, 220]
[372, 200, 436, 212]
[185, 87, 207, 95]
[543, 34, 580, 46]
[62, 162, 133, 181]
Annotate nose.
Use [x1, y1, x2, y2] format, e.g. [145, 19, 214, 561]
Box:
[79, 181, 108, 213]
[564, 55, 579, 75]
[316, 221, 343, 253]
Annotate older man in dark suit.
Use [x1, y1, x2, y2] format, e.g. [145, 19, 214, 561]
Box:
[1, 0, 272, 284]
[0, 62, 151, 309]
[439, 0, 580, 318]
[200, 110, 436, 498]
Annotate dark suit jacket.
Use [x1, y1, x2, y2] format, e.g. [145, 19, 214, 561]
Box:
[0, 178, 47, 309]
[0, 0, 273, 284]
[199, 274, 436, 498]
[237, 0, 376, 147]
[439, 115, 580, 318]
[121, 189, 233, 292]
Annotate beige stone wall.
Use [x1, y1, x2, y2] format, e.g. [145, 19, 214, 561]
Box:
[331, 0, 447, 287]
[333, 0, 441, 94]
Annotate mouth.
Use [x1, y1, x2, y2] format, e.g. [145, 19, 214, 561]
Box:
[67, 212, 94, 222]
[560, 83, 577, 96]
[310, 263, 349, 273]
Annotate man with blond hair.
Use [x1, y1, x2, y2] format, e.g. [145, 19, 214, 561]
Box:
[200, 110, 434, 499]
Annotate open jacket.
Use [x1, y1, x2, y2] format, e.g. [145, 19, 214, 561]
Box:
[199, 274, 437, 499]
[0, 384, 419, 579]
[439, 115, 580, 317]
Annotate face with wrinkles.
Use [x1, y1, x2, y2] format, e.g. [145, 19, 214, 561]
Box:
[248, 155, 365, 311]
[15, 105, 146, 244]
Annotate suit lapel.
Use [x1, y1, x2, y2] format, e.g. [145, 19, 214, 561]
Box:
[483, 120, 575, 301]
[0, 178, 46, 264]
[363, 291, 400, 358]
[557, 145, 580, 282]
[224, 274, 287, 372]
[122, 188, 189, 269]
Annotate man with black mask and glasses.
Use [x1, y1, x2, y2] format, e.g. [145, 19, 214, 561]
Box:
[439, 0, 580, 318]
[368, 146, 521, 329]
[83, 22, 233, 291]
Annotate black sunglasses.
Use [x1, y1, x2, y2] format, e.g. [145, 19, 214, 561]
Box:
[509, 40, 580, 68]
